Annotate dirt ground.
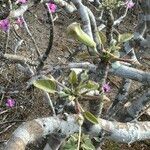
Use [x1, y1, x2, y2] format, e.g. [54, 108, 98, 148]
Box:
[0, 3, 150, 150]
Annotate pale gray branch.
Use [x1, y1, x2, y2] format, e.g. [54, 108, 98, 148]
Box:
[109, 62, 150, 85]
[4, 115, 150, 150]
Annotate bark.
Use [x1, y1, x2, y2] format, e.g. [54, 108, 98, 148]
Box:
[4, 115, 79, 150]
[4, 115, 150, 150]
[106, 78, 132, 118]
[116, 88, 150, 122]
[109, 62, 150, 85]
[86, 7, 101, 51]
[7, 0, 76, 19]
[68, 62, 150, 85]
[89, 61, 109, 117]
[71, 0, 93, 39]
[134, 0, 150, 47]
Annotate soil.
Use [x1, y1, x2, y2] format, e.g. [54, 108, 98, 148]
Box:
[0, 3, 150, 150]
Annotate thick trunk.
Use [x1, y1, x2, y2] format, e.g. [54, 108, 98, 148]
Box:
[4, 115, 150, 150]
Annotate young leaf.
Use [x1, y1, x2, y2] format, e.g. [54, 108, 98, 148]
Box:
[83, 111, 99, 124]
[118, 33, 133, 43]
[85, 80, 99, 90]
[69, 70, 78, 85]
[67, 22, 96, 48]
[33, 79, 56, 94]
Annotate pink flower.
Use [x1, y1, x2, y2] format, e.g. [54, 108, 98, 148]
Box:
[47, 3, 57, 13]
[0, 18, 10, 32]
[6, 98, 16, 108]
[125, 0, 135, 9]
[16, 17, 24, 27]
[16, 0, 28, 4]
[102, 83, 111, 93]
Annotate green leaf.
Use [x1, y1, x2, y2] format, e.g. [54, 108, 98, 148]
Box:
[85, 80, 99, 90]
[68, 95, 76, 101]
[82, 135, 96, 150]
[59, 91, 69, 98]
[118, 33, 133, 43]
[110, 45, 121, 52]
[67, 22, 96, 48]
[99, 31, 107, 45]
[81, 143, 95, 150]
[33, 79, 56, 94]
[83, 111, 99, 124]
[69, 70, 78, 85]
[80, 71, 89, 82]
[76, 51, 90, 60]
[63, 88, 72, 94]
[62, 134, 78, 150]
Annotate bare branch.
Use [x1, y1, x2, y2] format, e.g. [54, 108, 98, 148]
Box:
[109, 62, 150, 85]
[4, 115, 150, 150]
[117, 88, 150, 122]
[106, 78, 132, 118]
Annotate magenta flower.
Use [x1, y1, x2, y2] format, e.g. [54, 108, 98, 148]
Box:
[0, 18, 10, 32]
[16, 0, 28, 4]
[6, 98, 16, 108]
[125, 0, 135, 9]
[102, 83, 111, 93]
[47, 3, 57, 13]
[16, 17, 24, 27]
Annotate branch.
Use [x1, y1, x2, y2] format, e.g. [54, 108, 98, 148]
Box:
[106, 78, 132, 118]
[123, 42, 140, 65]
[4, 115, 79, 150]
[90, 118, 150, 143]
[1, 53, 37, 66]
[68, 62, 97, 72]
[109, 62, 150, 85]
[42, 0, 76, 13]
[71, 0, 99, 54]
[86, 7, 101, 51]
[116, 88, 150, 122]
[4, 115, 150, 150]
[98, 7, 128, 31]
[67, 62, 150, 85]
[71, 0, 93, 39]
[133, 0, 150, 47]
[7, 0, 76, 20]
[9, 3, 30, 18]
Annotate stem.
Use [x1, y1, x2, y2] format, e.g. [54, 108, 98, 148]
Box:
[77, 125, 82, 150]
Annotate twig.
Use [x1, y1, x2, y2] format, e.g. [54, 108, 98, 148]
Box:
[104, 51, 141, 65]
[1, 53, 37, 66]
[44, 92, 56, 116]
[0, 123, 15, 135]
[4, 28, 10, 54]
[0, 120, 24, 125]
[0, 93, 4, 106]
[0, 110, 9, 116]
[36, 4, 54, 72]
[14, 40, 24, 54]
[98, 7, 128, 31]
[21, 16, 41, 58]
